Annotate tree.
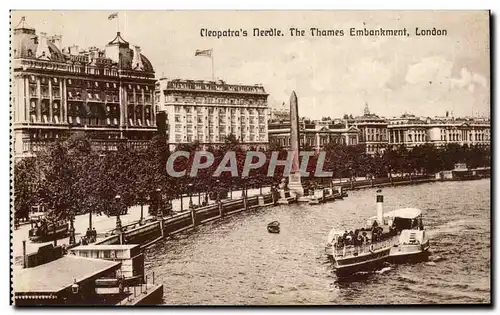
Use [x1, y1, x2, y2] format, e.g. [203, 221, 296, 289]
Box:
[35, 134, 93, 221]
[14, 157, 40, 221]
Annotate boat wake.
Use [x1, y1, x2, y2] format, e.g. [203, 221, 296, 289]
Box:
[376, 266, 392, 274]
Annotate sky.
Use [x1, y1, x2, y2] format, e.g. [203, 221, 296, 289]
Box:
[11, 10, 490, 120]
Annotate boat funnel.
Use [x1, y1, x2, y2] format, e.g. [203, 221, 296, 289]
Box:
[376, 189, 384, 225]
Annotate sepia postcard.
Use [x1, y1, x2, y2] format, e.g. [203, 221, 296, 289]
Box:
[10, 10, 491, 306]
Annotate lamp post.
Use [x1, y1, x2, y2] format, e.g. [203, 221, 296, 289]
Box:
[188, 183, 193, 209]
[205, 185, 210, 206]
[156, 188, 162, 219]
[69, 211, 76, 245]
[389, 164, 393, 185]
[216, 179, 220, 204]
[139, 192, 145, 225]
[115, 194, 122, 234]
[408, 163, 412, 182]
[229, 178, 233, 199]
[242, 176, 248, 210]
[88, 207, 92, 231]
[349, 167, 354, 189]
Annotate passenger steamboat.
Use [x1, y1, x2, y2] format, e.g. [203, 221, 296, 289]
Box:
[325, 190, 397, 276]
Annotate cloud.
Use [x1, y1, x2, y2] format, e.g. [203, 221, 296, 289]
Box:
[405, 56, 452, 86]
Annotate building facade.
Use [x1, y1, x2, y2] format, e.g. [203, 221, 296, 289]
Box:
[347, 103, 388, 155]
[269, 102, 290, 121]
[268, 119, 360, 151]
[156, 78, 269, 151]
[12, 17, 157, 160]
[388, 114, 491, 149]
[267, 102, 490, 155]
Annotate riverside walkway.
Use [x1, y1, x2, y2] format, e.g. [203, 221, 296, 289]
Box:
[12, 186, 272, 264]
[13, 175, 426, 265]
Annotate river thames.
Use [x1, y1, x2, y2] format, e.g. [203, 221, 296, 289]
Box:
[144, 179, 490, 305]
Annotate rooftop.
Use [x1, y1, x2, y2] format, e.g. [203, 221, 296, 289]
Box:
[71, 244, 139, 251]
[14, 255, 120, 294]
[165, 79, 267, 95]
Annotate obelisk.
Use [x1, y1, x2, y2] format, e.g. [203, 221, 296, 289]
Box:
[288, 91, 304, 196]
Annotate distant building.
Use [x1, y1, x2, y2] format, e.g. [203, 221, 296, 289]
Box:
[268, 119, 360, 150]
[347, 103, 388, 155]
[11, 17, 157, 160]
[156, 78, 269, 151]
[388, 114, 491, 148]
[269, 102, 290, 121]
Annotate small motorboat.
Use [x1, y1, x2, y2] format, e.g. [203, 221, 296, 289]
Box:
[267, 221, 280, 234]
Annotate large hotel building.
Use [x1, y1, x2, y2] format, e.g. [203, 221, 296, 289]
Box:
[156, 78, 269, 151]
[12, 18, 157, 160]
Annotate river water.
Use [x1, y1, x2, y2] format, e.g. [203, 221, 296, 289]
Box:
[144, 179, 491, 305]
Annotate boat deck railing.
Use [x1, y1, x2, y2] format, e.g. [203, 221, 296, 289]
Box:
[333, 237, 397, 258]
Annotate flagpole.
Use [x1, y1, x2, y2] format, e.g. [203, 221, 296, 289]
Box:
[117, 13, 120, 33]
[211, 50, 215, 81]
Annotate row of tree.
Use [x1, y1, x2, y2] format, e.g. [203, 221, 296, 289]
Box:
[14, 132, 490, 222]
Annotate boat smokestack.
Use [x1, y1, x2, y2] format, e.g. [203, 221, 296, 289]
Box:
[376, 189, 384, 225]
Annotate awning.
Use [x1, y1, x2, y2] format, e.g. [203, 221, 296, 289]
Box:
[384, 208, 422, 219]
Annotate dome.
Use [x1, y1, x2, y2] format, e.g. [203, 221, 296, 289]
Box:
[13, 16, 35, 34]
[46, 41, 65, 62]
[140, 54, 154, 73]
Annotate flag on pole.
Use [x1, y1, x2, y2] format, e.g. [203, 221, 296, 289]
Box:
[195, 49, 213, 58]
[108, 12, 118, 20]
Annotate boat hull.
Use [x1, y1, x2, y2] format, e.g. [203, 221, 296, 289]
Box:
[389, 240, 430, 262]
[267, 227, 280, 234]
[329, 247, 391, 277]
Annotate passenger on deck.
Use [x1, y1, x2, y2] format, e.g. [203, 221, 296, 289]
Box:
[362, 231, 369, 244]
[337, 236, 344, 248]
[345, 233, 353, 245]
[356, 233, 363, 245]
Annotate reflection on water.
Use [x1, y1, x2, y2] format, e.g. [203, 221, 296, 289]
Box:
[145, 179, 490, 305]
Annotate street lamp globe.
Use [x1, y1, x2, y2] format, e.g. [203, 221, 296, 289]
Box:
[71, 279, 79, 294]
